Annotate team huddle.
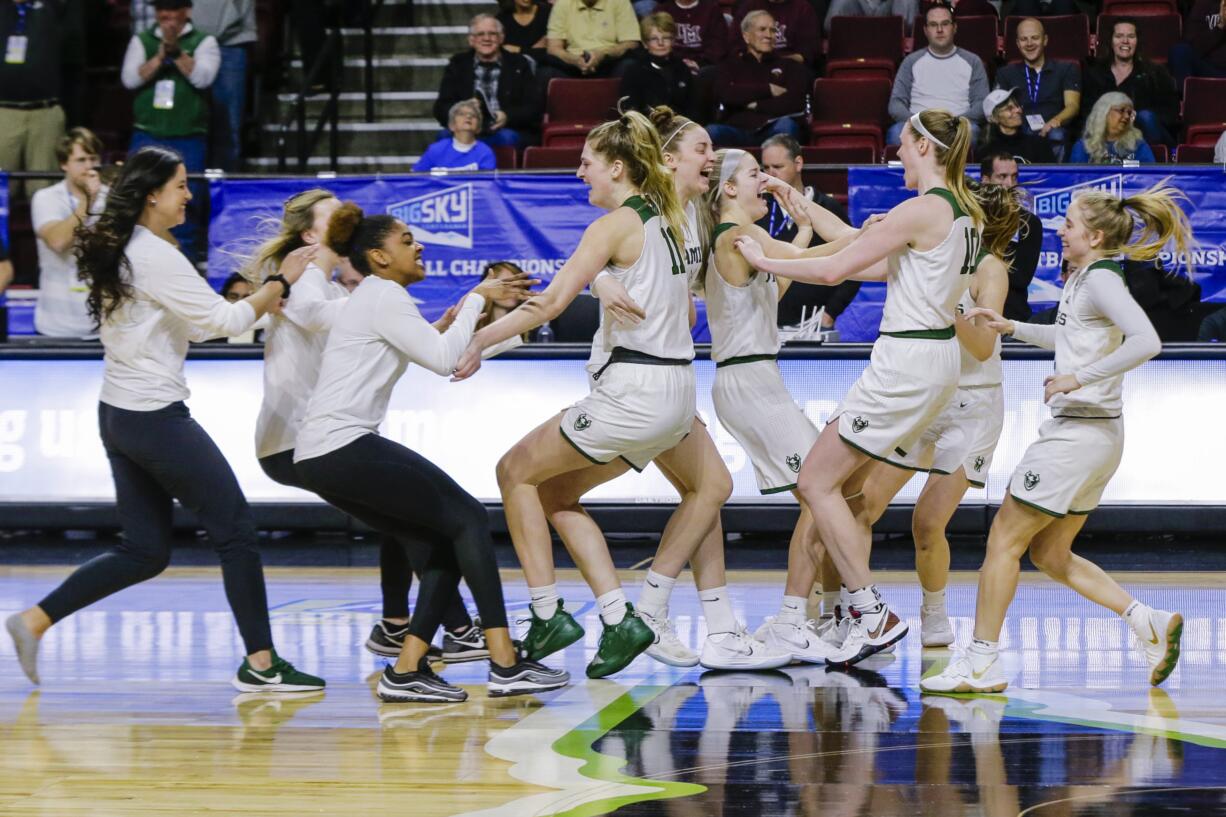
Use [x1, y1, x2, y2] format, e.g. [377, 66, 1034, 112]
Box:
[4, 102, 1192, 704]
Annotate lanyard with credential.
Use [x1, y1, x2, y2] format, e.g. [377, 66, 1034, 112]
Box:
[14, 2, 29, 34]
[1025, 65, 1042, 103]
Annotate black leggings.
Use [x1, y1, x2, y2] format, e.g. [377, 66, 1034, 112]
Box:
[275, 440, 503, 641]
[39, 402, 273, 655]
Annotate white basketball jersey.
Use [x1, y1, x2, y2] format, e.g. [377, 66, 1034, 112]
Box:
[705, 222, 781, 363]
[956, 254, 1003, 387]
[880, 188, 980, 335]
[1050, 259, 1130, 417]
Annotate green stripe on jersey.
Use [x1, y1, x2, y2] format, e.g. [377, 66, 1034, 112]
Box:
[1087, 258, 1125, 280]
[926, 187, 969, 220]
[621, 195, 658, 223]
[712, 221, 738, 241]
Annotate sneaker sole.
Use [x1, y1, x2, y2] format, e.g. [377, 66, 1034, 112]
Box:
[585, 632, 654, 679]
[646, 646, 701, 668]
[365, 638, 403, 658]
[376, 680, 468, 703]
[920, 631, 955, 648]
[231, 677, 326, 693]
[1149, 613, 1183, 687]
[442, 648, 491, 664]
[699, 650, 793, 671]
[920, 678, 1009, 694]
[825, 623, 910, 668]
[488, 678, 569, 698]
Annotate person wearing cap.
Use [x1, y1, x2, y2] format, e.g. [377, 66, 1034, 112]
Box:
[994, 17, 1080, 161]
[0, 0, 68, 198]
[886, 3, 988, 145]
[980, 87, 1056, 163]
[120, 0, 220, 262]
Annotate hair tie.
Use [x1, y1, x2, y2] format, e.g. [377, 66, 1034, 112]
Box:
[910, 113, 950, 151]
[718, 149, 747, 188]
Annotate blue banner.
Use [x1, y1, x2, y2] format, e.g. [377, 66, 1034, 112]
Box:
[846, 165, 1226, 341]
[209, 174, 603, 323]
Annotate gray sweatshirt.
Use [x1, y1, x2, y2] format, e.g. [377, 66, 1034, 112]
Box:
[889, 47, 988, 124]
[190, 0, 257, 46]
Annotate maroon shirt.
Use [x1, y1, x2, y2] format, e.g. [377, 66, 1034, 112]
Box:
[732, 0, 821, 64]
[714, 49, 808, 130]
[654, 0, 730, 65]
[1184, 0, 1226, 70]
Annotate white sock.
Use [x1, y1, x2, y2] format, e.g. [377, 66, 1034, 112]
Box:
[840, 585, 850, 609]
[597, 587, 628, 625]
[968, 637, 999, 671]
[1122, 599, 1152, 634]
[778, 595, 807, 624]
[529, 584, 559, 620]
[637, 569, 676, 618]
[699, 586, 739, 635]
[848, 585, 881, 614]
[922, 588, 946, 609]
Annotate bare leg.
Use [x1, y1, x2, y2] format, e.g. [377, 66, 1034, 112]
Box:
[911, 468, 970, 593]
[796, 423, 874, 589]
[651, 419, 733, 586]
[972, 495, 1054, 642]
[537, 461, 631, 596]
[1028, 514, 1133, 615]
[783, 500, 818, 598]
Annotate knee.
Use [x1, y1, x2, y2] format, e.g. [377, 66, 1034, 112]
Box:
[1029, 546, 1069, 578]
[912, 515, 944, 549]
[494, 448, 526, 491]
[703, 466, 734, 506]
[539, 481, 580, 518]
[121, 544, 172, 579]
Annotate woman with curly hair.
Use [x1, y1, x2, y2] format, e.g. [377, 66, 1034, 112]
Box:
[1069, 92, 1157, 164]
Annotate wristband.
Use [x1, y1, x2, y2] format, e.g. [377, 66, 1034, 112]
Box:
[266, 274, 291, 298]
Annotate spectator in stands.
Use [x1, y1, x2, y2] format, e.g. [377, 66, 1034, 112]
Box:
[288, 0, 343, 94]
[1008, 0, 1076, 18]
[1217, 130, 1226, 162]
[434, 14, 541, 149]
[414, 100, 497, 171]
[1169, 0, 1226, 84]
[1082, 18, 1177, 149]
[621, 14, 693, 116]
[498, 0, 548, 60]
[995, 18, 1080, 161]
[193, 0, 256, 171]
[121, 0, 220, 261]
[544, 0, 640, 79]
[31, 128, 108, 338]
[887, 4, 988, 145]
[708, 11, 807, 147]
[654, 0, 729, 70]
[1201, 306, 1226, 341]
[0, 0, 67, 198]
[825, 0, 919, 37]
[220, 272, 253, 302]
[980, 150, 1041, 322]
[757, 134, 861, 329]
[981, 88, 1056, 163]
[1070, 93, 1156, 163]
[733, 0, 820, 65]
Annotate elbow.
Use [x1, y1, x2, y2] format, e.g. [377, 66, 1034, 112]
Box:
[1140, 333, 1162, 361]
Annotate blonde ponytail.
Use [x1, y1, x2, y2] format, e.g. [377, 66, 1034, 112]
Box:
[586, 110, 686, 243]
[970, 180, 1024, 261]
[913, 109, 984, 229]
[240, 188, 337, 282]
[1076, 180, 1196, 269]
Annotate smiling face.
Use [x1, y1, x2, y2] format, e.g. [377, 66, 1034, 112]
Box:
[1111, 22, 1137, 63]
[1016, 19, 1047, 64]
[150, 163, 190, 227]
[469, 17, 503, 59]
[665, 125, 714, 201]
[1058, 201, 1102, 268]
[722, 154, 769, 221]
[742, 13, 776, 58]
[373, 220, 426, 284]
[577, 142, 622, 210]
[992, 98, 1024, 130]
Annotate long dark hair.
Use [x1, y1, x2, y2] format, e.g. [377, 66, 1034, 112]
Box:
[76, 147, 184, 323]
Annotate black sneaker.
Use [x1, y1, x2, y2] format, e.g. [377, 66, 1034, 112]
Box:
[488, 659, 570, 698]
[376, 660, 468, 704]
[443, 620, 490, 664]
[365, 620, 443, 661]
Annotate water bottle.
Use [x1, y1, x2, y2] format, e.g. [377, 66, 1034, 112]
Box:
[537, 321, 555, 343]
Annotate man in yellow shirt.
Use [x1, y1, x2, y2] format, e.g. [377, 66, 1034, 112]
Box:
[544, 0, 641, 78]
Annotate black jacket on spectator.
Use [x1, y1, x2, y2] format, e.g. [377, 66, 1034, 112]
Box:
[498, 4, 549, 60]
[758, 191, 862, 325]
[982, 129, 1057, 164]
[1081, 59, 1178, 131]
[433, 50, 541, 133]
[621, 49, 694, 118]
[1184, 0, 1226, 72]
[1123, 258, 1203, 342]
[0, 0, 65, 101]
[714, 50, 808, 131]
[1004, 209, 1042, 323]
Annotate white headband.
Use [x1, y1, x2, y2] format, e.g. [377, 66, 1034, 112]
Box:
[719, 149, 747, 188]
[910, 113, 949, 150]
[662, 120, 694, 150]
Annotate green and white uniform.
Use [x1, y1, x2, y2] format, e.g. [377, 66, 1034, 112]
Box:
[834, 187, 980, 463]
[1008, 259, 1160, 516]
[564, 197, 699, 471]
[707, 222, 818, 493]
[893, 252, 1004, 486]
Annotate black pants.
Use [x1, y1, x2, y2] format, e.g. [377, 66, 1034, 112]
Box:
[39, 402, 273, 655]
[261, 447, 482, 637]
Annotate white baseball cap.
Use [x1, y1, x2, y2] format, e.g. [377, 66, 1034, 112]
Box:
[982, 87, 1020, 121]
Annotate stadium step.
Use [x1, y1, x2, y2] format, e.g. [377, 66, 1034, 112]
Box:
[275, 90, 438, 122]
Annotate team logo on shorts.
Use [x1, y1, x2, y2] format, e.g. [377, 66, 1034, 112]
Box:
[973, 455, 985, 473]
[851, 416, 869, 433]
[786, 454, 802, 473]
[574, 413, 592, 431]
[1023, 470, 1040, 490]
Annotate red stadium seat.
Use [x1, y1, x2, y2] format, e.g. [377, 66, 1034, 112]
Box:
[803, 167, 851, 202]
[1004, 14, 1090, 64]
[1095, 14, 1180, 64]
[1182, 78, 1226, 145]
[540, 78, 621, 147]
[1175, 144, 1217, 162]
[801, 145, 878, 164]
[1150, 143, 1169, 162]
[825, 58, 896, 82]
[493, 145, 517, 169]
[1102, 0, 1177, 15]
[826, 16, 906, 64]
[522, 146, 583, 169]
[809, 77, 892, 154]
[912, 15, 1001, 80]
[884, 144, 901, 161]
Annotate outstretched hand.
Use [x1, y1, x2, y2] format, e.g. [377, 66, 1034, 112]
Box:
[451, 339, 484, 381]
[762, 176, 812, 228]
[433, 303, 459, 333]
[591, 273, 646, 326]
[962, 306, 1014, 335]
[474, 270, 539, 304]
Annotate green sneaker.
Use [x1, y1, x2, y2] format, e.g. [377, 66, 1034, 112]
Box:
[232, 649, 326, 693]
[586, 604, 654, 679]
[522, 600, 585, 661]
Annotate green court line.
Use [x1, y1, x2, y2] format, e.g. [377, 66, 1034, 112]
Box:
[1003, 698, 1226, 750]
[548, 685, 707, 817]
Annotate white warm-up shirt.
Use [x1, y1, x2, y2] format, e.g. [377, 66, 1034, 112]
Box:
[31, 181, 109, 337]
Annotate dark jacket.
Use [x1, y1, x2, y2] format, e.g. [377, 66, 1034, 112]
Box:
[433, 50, 541, 133]
[1003, 209, 1042, 323]
[996, 59, 1081, 125]
[732, 0, 821, 64]
[1184, 0, 1226, 70]
[621, 50, 694, 117]
[982, 128, 1057, 164]
[714, 50, 808, 131]
[1123, 258, 1202, 342]
[1081, 59, 1178, 130]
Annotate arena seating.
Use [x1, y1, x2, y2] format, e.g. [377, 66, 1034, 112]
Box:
[809, 77, 893, 154]
[1094, 14, 1181, 64]
[522, 146, 584, 169]
[1175, 144, 1216, 162]
[1182, 79, 1226, 146]
[541, 79, 622, 148]
[1003, 14, 1091, 64]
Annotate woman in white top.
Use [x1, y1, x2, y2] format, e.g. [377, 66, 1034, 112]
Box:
[292, 204, 567, 704]
[3, 147, 323, 693]
[736, 109, 986, 667]
[923, 182, 1192, 694]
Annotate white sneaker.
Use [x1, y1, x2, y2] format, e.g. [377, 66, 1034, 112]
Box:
[920, 604, 955, 647]
[919, 652, 1008, 694]
[825, 605, 908, 667]
[754, 617, 837, 664]
[817, 609, 849, 648]
[1135, 608, 1183, 687]
[699, 627, 792, 671]
[639, 608, 699, 667]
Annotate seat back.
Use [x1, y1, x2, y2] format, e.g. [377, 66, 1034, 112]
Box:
[545, 78, 622, 124]
[1095, 14, 1181, 64]
[810, 77, 893, 128]
[826, 16, 905, 64]
[522, 146, 583, 169]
